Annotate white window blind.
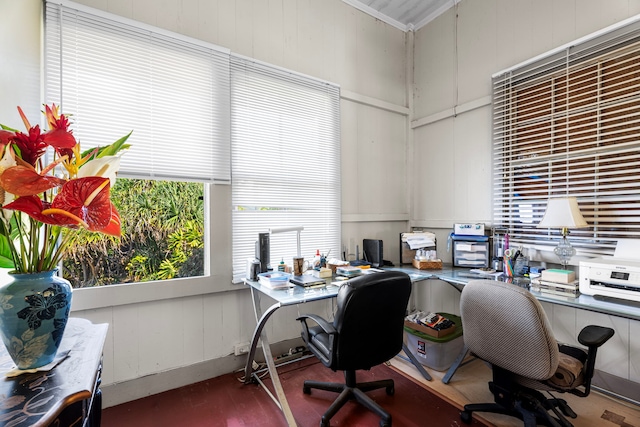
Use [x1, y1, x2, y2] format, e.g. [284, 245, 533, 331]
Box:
[44, 0, 230, 183]
[493, 16, 640, 256]
[231, 56, 341, 281]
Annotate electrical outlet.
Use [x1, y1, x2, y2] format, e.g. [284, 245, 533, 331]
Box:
[234, 342, 250, 356]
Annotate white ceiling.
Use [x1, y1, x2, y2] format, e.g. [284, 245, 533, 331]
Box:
[342, 0, 458, 31]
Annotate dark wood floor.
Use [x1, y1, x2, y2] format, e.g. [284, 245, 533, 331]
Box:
[103, 357, 487, 427]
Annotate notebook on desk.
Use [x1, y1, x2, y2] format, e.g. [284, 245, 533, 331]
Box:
[290, 275, 327, 287]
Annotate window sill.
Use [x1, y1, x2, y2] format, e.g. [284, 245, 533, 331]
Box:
[70, 274, 236, 311]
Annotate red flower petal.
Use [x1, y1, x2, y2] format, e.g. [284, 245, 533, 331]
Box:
[99, 203, 121, 237]
[0, 165, 66, 197]
[0, 130, 14, 145]
[52, 177, 112, 231]
[3, 196, 74, 226]
[42, 128, 76, 149]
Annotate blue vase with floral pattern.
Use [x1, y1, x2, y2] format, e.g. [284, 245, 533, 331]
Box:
[0, 270, 72, 369]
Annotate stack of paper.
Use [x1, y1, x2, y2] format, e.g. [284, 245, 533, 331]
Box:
[531, 269, 579, 298]
[257, 272, 291, 289]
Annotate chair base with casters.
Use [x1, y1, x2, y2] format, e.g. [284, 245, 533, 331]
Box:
[303, 370, 394, 427]
[461, 366, 580, 427]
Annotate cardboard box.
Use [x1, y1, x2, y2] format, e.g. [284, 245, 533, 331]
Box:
[412, 258, 442, 270]
[403, 320, 455, 338]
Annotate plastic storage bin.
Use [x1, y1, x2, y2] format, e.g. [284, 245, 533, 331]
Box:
[404, 313, 464, 371]
[451, 235, 489, 268]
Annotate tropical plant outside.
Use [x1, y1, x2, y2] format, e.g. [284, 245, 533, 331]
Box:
[62, 178, 204, 287]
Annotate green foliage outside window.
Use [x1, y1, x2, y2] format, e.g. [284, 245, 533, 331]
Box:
[62, 179, 204, 287]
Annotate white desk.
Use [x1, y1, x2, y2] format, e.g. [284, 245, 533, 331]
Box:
[243, 266, 640, 425]
[242, 270, 434, 427]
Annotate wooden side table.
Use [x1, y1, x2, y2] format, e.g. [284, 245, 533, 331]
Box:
[0, 317, 108, 427]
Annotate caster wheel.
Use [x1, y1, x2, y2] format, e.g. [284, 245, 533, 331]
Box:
[379, 421, 390, 427]
[386, 386, 395, 396]
[320, 419, 329, 427]
[303, 386, 311, 394]
[460, 410, 472, 424]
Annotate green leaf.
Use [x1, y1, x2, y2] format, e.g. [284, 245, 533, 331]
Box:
[0, 124, 19, 132]
[0, 255, 14, 268]
[0, 225, 15, 269]
[81, 131, 132, 160]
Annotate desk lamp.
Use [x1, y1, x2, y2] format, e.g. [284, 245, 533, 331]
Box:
[269, 226, 304, 257]
[537, 197, 588, 268]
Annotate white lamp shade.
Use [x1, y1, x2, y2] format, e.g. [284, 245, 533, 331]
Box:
[537, 197, 588, 229]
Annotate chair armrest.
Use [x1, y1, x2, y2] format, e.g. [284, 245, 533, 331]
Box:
[578, 325, 614, 348]
[571, 325, 614, 398]
[296, 314, 336, 335]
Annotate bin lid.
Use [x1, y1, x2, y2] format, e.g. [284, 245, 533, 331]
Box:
[404, 313, 463, 342]
[451, 234, 488, 242]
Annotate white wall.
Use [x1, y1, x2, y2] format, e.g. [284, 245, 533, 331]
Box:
[0, 0, 412, 406]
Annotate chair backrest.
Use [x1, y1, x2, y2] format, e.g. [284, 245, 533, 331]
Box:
[331, 270, 412, 371]
[460, 280, 559, 380]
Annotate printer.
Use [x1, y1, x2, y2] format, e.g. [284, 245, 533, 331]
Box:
[579, 257, 640, 302]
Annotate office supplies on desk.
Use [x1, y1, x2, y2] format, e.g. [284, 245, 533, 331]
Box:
[289, 274, 327, 287]
[257, 271, 291, 289]
[400, 231, 436, 264]
[451, 234, 489, 268]
[336, 265, 362, 277]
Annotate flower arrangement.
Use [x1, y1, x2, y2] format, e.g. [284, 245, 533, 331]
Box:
[0, 104, 130, 274]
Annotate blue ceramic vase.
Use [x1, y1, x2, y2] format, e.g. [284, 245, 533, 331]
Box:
[0, 270, 72, 369]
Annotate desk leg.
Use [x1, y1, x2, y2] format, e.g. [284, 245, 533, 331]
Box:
[244, 288, 297, 427]
[442, 344, 470, 384]
[401, 343, 432, 381]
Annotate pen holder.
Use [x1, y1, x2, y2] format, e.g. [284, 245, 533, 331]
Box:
[503, 258, 514, 277]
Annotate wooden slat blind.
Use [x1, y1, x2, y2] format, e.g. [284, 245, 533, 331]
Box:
[493, 21, 640, 256]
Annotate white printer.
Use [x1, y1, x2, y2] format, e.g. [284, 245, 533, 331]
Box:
[579, 257, 640, 302]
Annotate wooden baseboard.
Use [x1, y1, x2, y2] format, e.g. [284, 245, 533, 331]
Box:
[102, 337, 305, 408]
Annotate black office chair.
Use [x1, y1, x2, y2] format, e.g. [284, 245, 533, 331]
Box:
[459, 279, 615, 427]
[297, 270, 412, 427]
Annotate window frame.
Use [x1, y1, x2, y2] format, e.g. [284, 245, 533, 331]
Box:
[229, 55, 341, 282]
[43, 0, 234, 302]
[492, 15, 640, 259]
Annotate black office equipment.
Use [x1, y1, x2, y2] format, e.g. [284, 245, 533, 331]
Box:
[363, 238, 383, 268]
[256, 232, 270, 273]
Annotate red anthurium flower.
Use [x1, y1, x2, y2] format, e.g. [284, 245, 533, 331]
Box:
[3, 196, 77, 227]
[0, 104, 130, 274]
[0, 165, 66, 197]
[99, 203, 122, 237]
[50, 177, 113, 232]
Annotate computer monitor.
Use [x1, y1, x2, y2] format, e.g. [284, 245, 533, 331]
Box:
[363, 239, 383, 268]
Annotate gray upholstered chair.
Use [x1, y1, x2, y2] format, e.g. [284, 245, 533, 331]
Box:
[459, 279, 614, 427]
[297, 270, 412, 427]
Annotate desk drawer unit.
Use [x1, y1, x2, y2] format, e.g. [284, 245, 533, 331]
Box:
[451, 235, 489, 268]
